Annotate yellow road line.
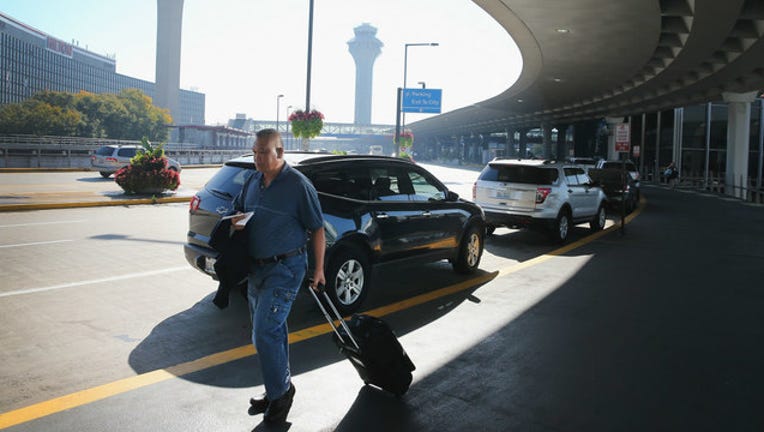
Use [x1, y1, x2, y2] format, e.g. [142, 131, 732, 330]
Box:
[0, 198, 646, 429]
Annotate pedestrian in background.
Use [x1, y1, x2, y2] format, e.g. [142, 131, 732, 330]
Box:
[231, 128, 326, 425]
[665, 161, 679, 189]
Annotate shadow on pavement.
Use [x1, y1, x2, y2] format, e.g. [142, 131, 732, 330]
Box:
[128, 262, 493, 389]
[76, 176, 113, 182]
[329, 187, 764, 431]
[89, 233, 186, 245]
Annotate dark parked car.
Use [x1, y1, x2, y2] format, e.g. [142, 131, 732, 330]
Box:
[185, 152, 485, 314]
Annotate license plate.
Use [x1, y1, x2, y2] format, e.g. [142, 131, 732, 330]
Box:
[204, 257, 217, 274]
[491, 189, 507, 199]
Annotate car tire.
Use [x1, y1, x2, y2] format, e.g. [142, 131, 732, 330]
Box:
[99, 171, 111, 178]
[325, 245, 370, 315]
[453, 224, 483, 274]
[551, 209, 570, 243]
[485, 224, 496, 237]
[590, 204, 606, 231]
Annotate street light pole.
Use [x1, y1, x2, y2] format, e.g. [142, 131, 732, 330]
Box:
[286, 105, 293, 149]
[397, 42, 438, 156]
[276, 94, 284, 132]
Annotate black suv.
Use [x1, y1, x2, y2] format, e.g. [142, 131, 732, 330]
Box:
[184, 153, 485, 314]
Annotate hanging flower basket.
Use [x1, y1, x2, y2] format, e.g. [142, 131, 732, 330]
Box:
[288, 109, 325, 139]
[396, 130, 414, 160]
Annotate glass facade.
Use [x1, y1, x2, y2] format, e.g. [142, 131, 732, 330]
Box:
[0, 13, 204, 125]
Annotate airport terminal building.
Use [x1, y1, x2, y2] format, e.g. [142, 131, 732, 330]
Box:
[0, 12, 204, 125]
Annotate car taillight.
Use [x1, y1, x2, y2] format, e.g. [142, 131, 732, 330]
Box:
[106, 157, 117, 162]
[189, 195, 201, 212]
[472, 182, 476, 200]
[536, 187, 551, 204]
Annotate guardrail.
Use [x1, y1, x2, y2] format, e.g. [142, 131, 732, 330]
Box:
[0, 135, 248, 168]
[653, 172, 764, 204]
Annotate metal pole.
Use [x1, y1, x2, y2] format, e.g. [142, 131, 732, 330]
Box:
[757, 98, 763, 190]
[395, 87, 402, 156]
[305, 0, 314, 112]
[402, 44, 409, 136]
[655, 110, 661, 182]
[640, 112, 646, 175]
[705, 102, 712, 188]
[276, 94, 283, 132]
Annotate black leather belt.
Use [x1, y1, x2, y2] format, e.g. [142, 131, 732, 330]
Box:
[252, 247, 306, 266]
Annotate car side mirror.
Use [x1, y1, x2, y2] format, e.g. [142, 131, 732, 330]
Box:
[446, 191, 459, 201]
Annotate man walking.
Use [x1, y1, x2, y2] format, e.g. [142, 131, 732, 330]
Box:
[232, 128, 325, 424]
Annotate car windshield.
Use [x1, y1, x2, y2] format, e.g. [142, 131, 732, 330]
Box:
[481, 164, 559, 185]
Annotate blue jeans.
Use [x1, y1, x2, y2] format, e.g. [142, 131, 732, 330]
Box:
[247, 253, 307, 399]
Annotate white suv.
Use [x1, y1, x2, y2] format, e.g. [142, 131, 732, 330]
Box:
[473, 159, 607, 243]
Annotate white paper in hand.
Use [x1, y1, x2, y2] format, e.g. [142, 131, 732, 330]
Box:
[234, 212, 254, 226]
[221, 212, 254, 226]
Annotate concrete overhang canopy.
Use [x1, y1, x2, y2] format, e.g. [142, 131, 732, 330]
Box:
[411, 0, 764, 137]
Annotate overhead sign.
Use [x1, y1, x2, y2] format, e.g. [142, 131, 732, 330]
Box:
[615, 123, 630, 152]
[402, 88, 442, 113]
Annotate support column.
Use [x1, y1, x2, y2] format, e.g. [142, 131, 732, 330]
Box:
[542, 123, 553, 159]
[605, 116, 624, 160]
[673, 107, 684, 174]
[556, 124, 568, 160]
[519, 128, 528, 158]
[722, 91, 758, 198]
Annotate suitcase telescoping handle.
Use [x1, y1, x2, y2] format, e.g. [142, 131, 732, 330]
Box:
[307, 279, 360, 351]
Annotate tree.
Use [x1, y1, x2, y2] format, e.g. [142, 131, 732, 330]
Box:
[117, 89, 172, 142]
[0, 89, 171, 140]
[0, 99, 80, 136]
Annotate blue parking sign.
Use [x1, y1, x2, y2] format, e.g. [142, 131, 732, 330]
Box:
[402, 88, 442, 113]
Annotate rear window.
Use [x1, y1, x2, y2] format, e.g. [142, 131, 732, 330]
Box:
[95, 146, 115, 156]
[117, 148, 137, 157]
[479, 164, 559, 185]
[205, 165, 254, 198]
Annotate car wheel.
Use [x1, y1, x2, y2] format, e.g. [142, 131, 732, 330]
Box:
[99, 171, 111, 178]
[485, 224, 496, 237]
[453, 224, 483, 274]
[325, 246, 370, 315]
[551, 209, 570, 243]
[590, 204, 606, 231]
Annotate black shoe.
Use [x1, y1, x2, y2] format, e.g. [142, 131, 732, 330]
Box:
[248, 393, 269, 416]
[264, 383, 296, 424]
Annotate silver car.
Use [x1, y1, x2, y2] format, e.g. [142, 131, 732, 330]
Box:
[90, 145, 181, 178]
[474, 159, 607, 243]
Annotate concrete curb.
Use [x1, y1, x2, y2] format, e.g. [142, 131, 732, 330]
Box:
[0, 196, 192, 212]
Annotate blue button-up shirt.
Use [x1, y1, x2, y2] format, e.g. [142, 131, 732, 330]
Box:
[234, 163, 323, 259]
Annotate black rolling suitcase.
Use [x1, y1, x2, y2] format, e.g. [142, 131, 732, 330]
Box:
[308, 286, 416, 396]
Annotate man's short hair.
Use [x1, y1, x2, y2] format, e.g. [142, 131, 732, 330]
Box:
[256, 128, 283, 149]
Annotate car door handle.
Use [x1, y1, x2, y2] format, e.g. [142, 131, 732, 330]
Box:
[376, 212, 389, 219]
[568, 189, 573, 193]
[422, 211, 432, 217]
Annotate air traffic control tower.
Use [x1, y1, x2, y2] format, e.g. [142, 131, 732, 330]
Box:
[155, 0, 184, 124]
[347, 23, 383, 126]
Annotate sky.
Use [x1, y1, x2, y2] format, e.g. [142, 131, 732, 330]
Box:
[1, 0, 522, 126]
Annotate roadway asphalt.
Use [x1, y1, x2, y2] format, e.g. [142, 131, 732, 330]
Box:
[1, 179, 763, 431]
[0, 167, 212, 211]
